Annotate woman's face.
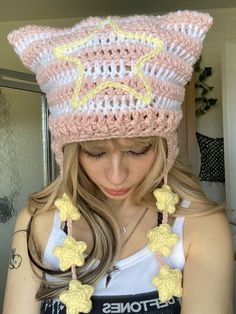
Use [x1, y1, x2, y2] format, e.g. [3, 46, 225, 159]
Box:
[78, 138, 157, 201]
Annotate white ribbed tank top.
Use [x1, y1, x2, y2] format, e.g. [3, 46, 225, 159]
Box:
[43, 211, 185, 296]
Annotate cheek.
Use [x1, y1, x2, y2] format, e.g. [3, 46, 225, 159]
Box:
[141, 152, 157, 171]
[79, 156, 103, 182]
[131, 154, 157, 178]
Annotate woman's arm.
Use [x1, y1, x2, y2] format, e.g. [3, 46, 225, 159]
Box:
[181, 211, 234, 314]
[2, 207, 42, 314]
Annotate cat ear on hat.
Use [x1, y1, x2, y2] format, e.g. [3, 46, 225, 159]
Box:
[158, 10, 213, 39]
[7, 25, 56, 73]
[156, 10, 213, 70]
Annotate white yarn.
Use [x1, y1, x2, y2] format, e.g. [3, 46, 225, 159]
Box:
[49, 94, 181, 118]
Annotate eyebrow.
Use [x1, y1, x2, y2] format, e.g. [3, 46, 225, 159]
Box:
[80, 143, 106, 151]
[79, 137, 153, 151]
[82, 143, 151, 152]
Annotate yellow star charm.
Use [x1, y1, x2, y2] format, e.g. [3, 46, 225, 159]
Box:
[54, 193, 80, 221]
[53, 236, 87, 271]
[152, 265, 182, 302]
[147, 224, 179, 256]
[53, 18, 164, 108]
[60, 279, 94, 314]
[153, 184, 179, 214]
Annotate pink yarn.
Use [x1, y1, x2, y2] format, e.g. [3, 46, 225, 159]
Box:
[67, 218, 77, 280]
[7, 11, 213, 174]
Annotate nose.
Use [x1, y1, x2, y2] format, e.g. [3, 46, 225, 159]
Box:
[105, 154, 129, 188]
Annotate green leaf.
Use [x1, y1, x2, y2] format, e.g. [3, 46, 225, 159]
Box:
[201, 88, 208, 96]
[199, 73, 206, 82]
[208, 98, 217, 106]
[204, 104, 211, 111]
[203, 67, 212, 77]
[195, 97, 204, 101]
[196, 108, 205, 116]
[199, 68, 212, 82]
[194, 57, 217, 116]
[199, 83, 205, 89]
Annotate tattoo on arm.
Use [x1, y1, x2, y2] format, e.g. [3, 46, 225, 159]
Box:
[9, 248, 22, 270]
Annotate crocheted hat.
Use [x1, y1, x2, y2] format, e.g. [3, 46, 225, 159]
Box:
[8, 11, 212, 176]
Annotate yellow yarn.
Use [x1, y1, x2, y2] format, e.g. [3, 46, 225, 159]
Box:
[152, 265, 182, 302]
[153, 184, 179, 214]
[53, 236, 87, 271]
[53, 18, 164, 108]
[147, 224, 179, 256]
[59, 279, 94, 314]
[55, 193, 80, 221]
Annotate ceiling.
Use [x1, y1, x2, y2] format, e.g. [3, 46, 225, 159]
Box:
[1, 0, 236, 22]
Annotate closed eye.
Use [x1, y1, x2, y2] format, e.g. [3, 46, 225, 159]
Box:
[82, 145, 151, 159]
[125, 144, 152, 156]
[82, 151, 105, 159]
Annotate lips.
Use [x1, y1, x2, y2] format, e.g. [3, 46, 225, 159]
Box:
[104, 188, 130, 196]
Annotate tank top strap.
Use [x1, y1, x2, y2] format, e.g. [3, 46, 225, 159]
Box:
[43, 210, 66, 269]
[157, 212, 163, 225]
[166, 216, 185, 270]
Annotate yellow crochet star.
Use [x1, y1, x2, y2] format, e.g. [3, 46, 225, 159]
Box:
[147, 224, 179, 256]
[53, 236, 87, 271]
[60, 279, 94, 314]
[53, 18, 164, 108]
[153, 184, 179, 214]
[152, 265, 182, 302]
[55, 193, 80, 221]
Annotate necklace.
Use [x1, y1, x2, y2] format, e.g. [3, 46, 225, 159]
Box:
[120, 207, 143, 234]
[121, 207, 148, 247]
[105, 207, 148, 288]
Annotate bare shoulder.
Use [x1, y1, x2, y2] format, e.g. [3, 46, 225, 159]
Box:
[184, 211, 232, 238]
[15, 207, 33, 230]
[13, 207, 56, 260]
[181, 211, 234, 313]
[30, 208, 57, 260]
[184, 211, 233, 258]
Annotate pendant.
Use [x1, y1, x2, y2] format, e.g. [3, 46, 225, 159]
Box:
[105, 265, 119, 288]
[121, 226, 127, 234]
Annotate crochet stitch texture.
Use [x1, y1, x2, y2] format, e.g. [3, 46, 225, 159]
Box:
[8, 11, 212, 173]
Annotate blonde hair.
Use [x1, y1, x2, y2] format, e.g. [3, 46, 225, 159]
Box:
[26, 136, 224, 300]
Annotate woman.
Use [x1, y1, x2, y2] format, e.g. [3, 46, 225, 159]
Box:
[3, 10, 234, 314]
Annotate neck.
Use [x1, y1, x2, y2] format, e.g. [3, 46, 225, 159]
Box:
[107, 199, 143, 219]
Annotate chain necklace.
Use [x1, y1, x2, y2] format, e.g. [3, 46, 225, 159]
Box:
[105, 207, 149, 288]
[120, 207, 144, 234]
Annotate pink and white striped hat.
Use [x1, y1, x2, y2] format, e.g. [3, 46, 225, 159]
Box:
[8, 11, 212, 174]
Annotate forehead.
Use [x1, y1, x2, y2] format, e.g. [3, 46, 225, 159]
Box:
[79, 137, 152, 150]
